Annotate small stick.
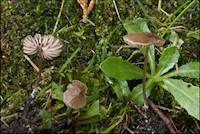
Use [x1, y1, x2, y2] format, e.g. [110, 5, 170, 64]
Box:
[148, 99, 176, 133]
[24, 54, 39, 73]
[113, 0, 121, 21]
[53, 0, 65, 34]
[131, 101, 148, 119]
[166, 113, 179, 132]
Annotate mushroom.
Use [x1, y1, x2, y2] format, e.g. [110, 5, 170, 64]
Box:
[123, 32, 165, 108]
[23, 33, 62, 98]
[123, 33, 165, 48]
[23, 34, 62, 60]
[63, 80, 87, 109]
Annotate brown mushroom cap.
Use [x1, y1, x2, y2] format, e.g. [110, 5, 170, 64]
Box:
[123, 33, 165, 48]
[23, 34, 62, 60]
[63, 80, 87, 109]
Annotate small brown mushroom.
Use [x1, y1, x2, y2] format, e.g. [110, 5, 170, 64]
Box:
[63, 80, 87, 109]
[123, 32, 165, 109]
[123, 32, 165, 48]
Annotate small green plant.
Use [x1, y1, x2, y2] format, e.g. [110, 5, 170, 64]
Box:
[100, 18, 199, 120]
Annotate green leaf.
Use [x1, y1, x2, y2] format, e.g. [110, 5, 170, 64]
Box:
[39, 110, 52, 129]
[157, 46, 180, 75]
[130, 79, 154, 105]
[123, 18, 150, 34]
[169, 30, 179, 46]
[100, 56, 150, 80]
[148, 45, 156, 75]
[76, 116, 99, 125]
[163, 62, 200, 78]
[187, 30, 200, 40]
[52, 82, 63, 101]
[163, 79, 200, 120]
[113, 80, 131, 100]
[84, 100, 99, 116]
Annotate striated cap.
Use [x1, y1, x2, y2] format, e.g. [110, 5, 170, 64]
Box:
[123, 33, 165, 48]
[63, 80, 87, 109]
[23, 34, 62, 60]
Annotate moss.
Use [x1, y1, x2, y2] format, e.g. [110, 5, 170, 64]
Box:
[1, 0, 199, 133]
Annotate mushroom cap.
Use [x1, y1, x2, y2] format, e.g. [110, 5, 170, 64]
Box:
[123, 33, 165, 48]
[63, 80, 87, 109]
[23, 34, 62, 60]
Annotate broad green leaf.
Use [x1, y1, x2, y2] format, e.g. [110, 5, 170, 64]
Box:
[100, 56, 150, 80]
[163, 79, 200, 120]
[157, 46, 180, 75]
[52, 82, 63, 101]
[130, 79, 154, 105]
[163, 62, 200, 78]
[113, 80, 131, 100]
[84, 100, 99, 116]
[123, 18, 150, 34]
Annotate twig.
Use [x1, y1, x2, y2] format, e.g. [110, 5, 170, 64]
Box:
[24, 54, 39, 73]
[166, 113, 179, 133]
[125, 126, 134, 134]
[148, 99, 176, 134]
[131, 101, 149, 119]
[193, 118, 200, 130]
[53, 0, 65, 34]
[113, 0, 121, 21]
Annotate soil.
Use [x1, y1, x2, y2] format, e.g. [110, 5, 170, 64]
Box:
[135, 108, 167, 133]
[0, 95, 76, 134]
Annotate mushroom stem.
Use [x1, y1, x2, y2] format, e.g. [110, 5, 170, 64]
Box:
[31, 48, 43, 99]
[142, 46, 149, 109]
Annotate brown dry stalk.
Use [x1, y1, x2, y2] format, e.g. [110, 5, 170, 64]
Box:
[130, 101, 149, 119]
[77, 0, 95, 22]
[148, 99, 176, 134]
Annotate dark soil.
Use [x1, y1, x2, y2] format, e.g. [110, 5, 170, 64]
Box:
[1, 96, 41, 133]
[135, 108, 167, 133]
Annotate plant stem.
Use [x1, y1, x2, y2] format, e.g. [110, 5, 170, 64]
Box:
[142, 46, 149, 109]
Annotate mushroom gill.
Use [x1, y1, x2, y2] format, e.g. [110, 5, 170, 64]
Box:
[23, 34, 62, 60]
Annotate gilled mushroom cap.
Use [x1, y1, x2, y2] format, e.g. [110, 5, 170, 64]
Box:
[123, 33, 165, 48]
[23, 34, 62, 60]
[63, 80, 87, 109]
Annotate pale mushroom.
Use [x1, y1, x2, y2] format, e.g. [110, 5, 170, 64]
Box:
[63, 80, 87, 109]
[23, 33, 62, 98]
[23, 34, 62, 60]
[123, 32, 165, 108]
